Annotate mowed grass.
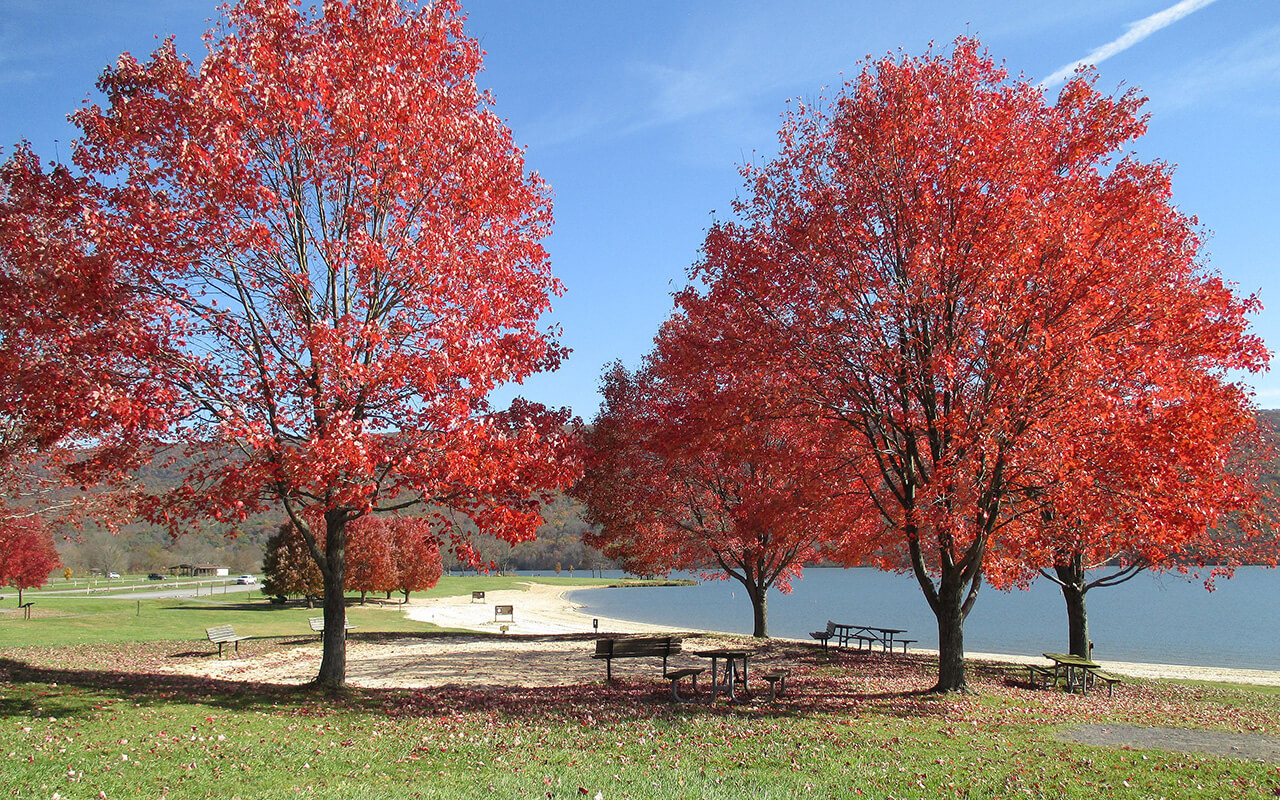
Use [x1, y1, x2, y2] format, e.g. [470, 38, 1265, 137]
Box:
[2, 582, 1279, 799]
[0, 576, 633, 648]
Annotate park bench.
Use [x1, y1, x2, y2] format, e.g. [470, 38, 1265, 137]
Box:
[1089, 670, 1123, 697]
[472, 591, 485, 603]
[760, 668, 791, 702]
[494, 604, 514, 622]
[205, 624, 249, 658]
[593, 636, 703, 700]
[1025, 664, 1056, 689]
[810, 621, 837, 650]
[308, 616, 356, 635]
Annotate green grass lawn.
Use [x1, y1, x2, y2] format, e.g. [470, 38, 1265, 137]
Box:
[0, 576, 657, 648]
[3, 581, 1278, 799]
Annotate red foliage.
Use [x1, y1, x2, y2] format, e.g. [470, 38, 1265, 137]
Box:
[346, 516, 396, 601]
[0, 144, 172, 499]
[389, 517, 443, 601]
[689, 39, 1270, 689]
[0, 514, 61, 603]
[263, 514, 442, 603]
[61, 0, 578, 687]
[575, 307, 875, 637]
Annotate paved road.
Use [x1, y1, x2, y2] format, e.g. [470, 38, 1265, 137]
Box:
[26, 580, 263, 602]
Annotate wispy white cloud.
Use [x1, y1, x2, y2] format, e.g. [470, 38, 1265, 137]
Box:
[1040, 0, 1220, 89]
[1148, 23, 1280, 112]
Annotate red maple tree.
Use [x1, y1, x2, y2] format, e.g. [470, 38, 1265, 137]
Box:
[67, 0, 577, 688]
[389, 517, 443, 603]
[0, 514, 61, 606]
[264, 514, 443, 605]
[575, 307, 873, 637]
[691, 39, 1270, 691]
[345, 515, 396, 604]
[1006, 395, 1278, 658]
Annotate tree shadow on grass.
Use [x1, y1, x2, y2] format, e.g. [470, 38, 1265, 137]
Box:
[159, 602, 288, 614]
[0, 633, 986, 724]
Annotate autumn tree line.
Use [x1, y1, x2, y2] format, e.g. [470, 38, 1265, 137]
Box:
[2, 0, 1276, 692]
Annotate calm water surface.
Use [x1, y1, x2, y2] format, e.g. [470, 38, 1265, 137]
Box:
[566, 566, 1279, 671]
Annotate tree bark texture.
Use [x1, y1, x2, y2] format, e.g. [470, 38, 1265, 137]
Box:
[1054, 561, 1091, 659]
[933, 578, 968, 693]
[745, 579, 769, 638]
[315, 510, 349, 690]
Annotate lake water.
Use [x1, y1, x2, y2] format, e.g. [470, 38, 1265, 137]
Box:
[563, 566, 1279, 671]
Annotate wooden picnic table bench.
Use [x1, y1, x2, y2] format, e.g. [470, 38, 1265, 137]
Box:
[593, 636, 703, 700]
[1090, 670, 1124, 697]
[205, 624, 249, 658]
[308, 616, 356, 635]
[760, 668, 791, 702]
[810, 620, 838, 650]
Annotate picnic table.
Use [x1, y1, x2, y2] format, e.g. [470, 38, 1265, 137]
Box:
[693, 648, 752, 702]
[1042, 652, 1101, 694]
[838, 624, 914, 653]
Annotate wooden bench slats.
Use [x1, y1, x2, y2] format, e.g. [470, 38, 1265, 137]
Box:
[205, 624, 249, 658]
[1091, 671, 1123, 697]
[810, 620, 837, 650]
[308, 617, 356, 634]
[593, 636, 684, 682]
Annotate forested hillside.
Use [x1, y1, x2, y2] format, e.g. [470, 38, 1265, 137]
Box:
[51, 411, 1279, 576]
[55, 466, 612, 577]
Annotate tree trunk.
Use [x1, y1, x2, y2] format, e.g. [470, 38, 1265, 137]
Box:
[733, 569, 770, 638]
[908, 530, 983, 694]
[16, 587, 23, 606]
[315, 510, 348, 690]
[933, 578, 967, 693]
[1054, 561, 1091, 659]
[748, 583, 768, 638]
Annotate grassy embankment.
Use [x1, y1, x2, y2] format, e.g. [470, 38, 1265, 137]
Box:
[2, 577, 1278, 799]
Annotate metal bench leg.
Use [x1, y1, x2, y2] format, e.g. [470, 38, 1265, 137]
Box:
[671, 674, 697, 703]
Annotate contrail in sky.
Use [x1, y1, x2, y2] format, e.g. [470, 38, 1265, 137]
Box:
[1040, 0, 1220, 88]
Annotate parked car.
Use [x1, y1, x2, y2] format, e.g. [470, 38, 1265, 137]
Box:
[147, 573, 167, 580]
[107, 572, 120, 579]
[236, 575, 257, 585]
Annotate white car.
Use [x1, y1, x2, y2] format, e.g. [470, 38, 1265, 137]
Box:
[236, 575, 257, 585]
[107, 572, 121, 579]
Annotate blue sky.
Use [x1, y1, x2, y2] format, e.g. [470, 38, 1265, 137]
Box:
[2, 0, 1277, 415]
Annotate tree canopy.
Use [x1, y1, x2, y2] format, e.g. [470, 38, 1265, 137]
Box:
[687, 38, 1270, 691]
[54, 0, 577, 688]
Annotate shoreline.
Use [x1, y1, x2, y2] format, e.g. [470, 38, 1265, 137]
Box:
[405, 581, 1280, 688]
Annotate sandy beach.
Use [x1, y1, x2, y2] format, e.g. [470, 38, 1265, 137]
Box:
[164, 581, 1280, 689]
